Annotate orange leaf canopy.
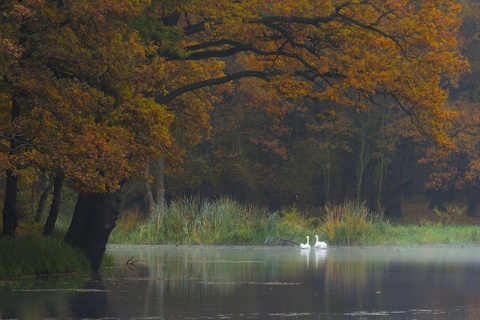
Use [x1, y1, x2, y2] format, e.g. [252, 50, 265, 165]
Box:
[0, 0, 467, 193]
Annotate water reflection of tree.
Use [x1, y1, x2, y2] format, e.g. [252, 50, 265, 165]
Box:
[324, 248, 386, 296]
[104, 246, 318, 316]
[0, 274, 90, 319]
[321, 247, 480, 316]
[69, 272, 107, 318]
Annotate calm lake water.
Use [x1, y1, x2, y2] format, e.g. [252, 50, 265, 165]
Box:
[1, 244, 480, 319]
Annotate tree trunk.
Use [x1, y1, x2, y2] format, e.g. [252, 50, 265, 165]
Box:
[2, 169, 18, 238]
[64, 191, 122, 269]
[382, 163, 403, 219]
[382, 157, 403, 219]
[156, 156, 165, 205]
[381, 137, 415, 219]
[44, 175, 64, 236]
[144, 161, 155, 212]
[144, 156, 166, 213]
[2, 93, 22, 238]
[35, 179, 54, 222]
[466, 182, 479, 217]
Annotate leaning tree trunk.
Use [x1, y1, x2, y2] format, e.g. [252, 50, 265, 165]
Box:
[64, 191, 122, 269]
[2, 169, 18, 237]
[44, 175, 64, 236]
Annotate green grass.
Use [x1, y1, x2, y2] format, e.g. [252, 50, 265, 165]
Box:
[110, 197, 277, 245]
[110, 197, 480, 247]
[365, 224, 480, 245]
[0, 235, 91, 278]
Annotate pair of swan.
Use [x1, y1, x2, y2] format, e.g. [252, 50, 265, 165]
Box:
[300, 235, 327, 250]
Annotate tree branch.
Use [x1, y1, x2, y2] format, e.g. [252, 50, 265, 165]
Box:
[156, 70, 278, 105]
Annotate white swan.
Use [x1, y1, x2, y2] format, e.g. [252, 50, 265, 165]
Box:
[314, 235, 328, 249]
[300, 236, 311, 249]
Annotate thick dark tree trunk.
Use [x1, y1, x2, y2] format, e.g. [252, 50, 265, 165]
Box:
[44, 175, 64, 236]
[2, 169, 18, 237]
[64, 191, 122, 269]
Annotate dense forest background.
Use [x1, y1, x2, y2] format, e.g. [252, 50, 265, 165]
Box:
[131, 0, 480, 218]
[1, 0, 479, 264]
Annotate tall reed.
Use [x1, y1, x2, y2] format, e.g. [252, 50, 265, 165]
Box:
[110, 197, 278, 245]
[321, 201, 384, 245]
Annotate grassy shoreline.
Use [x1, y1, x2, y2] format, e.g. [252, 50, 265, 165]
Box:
[109, 197, 480, 246]
[2, 197, 480, 278]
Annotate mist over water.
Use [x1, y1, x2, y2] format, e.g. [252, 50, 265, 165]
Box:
[2, 244, 480, 319]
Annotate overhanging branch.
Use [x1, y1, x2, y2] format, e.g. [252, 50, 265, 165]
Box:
[156, 70, 278, 105]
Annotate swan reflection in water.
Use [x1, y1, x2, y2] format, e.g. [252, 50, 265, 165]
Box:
[300, 243, 327, 269]
[300, 246, 310, 266]
[315, 248, 327, 268]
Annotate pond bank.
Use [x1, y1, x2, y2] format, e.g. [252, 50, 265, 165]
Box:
[109, 198, 480, 246]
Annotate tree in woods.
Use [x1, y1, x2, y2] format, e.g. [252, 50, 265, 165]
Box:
[0, 0, 468, 268]
[1, 1, 177, 266]
[167, 0, 468, 214]
[166, 3, 465, 215]
[419, 1, 480, 216]
[420, 101, 480, 216]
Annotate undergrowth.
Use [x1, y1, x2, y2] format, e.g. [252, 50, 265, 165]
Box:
[110, 197, 277, 245]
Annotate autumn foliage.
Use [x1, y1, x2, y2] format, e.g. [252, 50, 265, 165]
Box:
[0, 0, 466, 193]
[0, 0, 475, 265]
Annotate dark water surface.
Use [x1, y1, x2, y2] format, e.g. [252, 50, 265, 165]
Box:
[2, 244, 480, 319]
